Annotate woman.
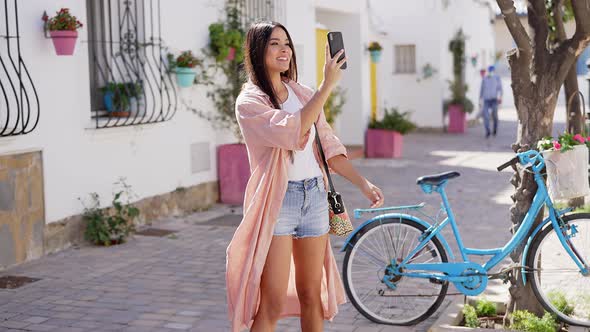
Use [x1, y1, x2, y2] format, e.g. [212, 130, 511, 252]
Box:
[226, 21, 384, 332]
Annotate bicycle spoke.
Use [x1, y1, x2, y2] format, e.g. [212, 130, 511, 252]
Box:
[529, 215, 590, 327]
[356, 242, 388, 267]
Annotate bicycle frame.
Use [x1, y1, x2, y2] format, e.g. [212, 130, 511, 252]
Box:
[366, 150, 589, 295]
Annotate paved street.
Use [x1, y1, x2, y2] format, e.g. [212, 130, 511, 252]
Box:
[0, 106, 568, 332]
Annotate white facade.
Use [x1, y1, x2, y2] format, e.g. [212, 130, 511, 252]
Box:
[0, 0, 316, 225]
[0, 0, 495, 228]
[369, 0, 496, 129]
[315, 1, 372, 145]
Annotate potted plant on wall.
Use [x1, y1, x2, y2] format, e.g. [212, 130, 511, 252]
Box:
[444, 29, 474, 133]
[167, 51, 202, 88]
[368, 41, 383, 63]
[366, 108, 416, 158]
[184, 2, 246, 205]
[42, 8, 83, 56]
[100, 82, 143, 117]
[324, 86, 347, 126]
[208, 21, 244, 62]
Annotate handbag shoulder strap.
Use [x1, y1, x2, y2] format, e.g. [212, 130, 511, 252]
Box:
[313, 123, 336, 193]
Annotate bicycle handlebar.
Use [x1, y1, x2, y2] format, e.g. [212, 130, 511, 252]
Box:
[497, 156, 519, 172]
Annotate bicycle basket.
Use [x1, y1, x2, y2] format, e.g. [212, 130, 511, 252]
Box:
[542, 145, 590, 201]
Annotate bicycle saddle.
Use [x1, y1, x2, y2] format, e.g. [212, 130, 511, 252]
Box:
[416, 171, 460, 185]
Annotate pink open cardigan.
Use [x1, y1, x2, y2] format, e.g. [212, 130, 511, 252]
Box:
[226, 79, 347, 331]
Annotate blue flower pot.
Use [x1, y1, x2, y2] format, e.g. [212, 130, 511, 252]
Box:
[175, 67, 196, 87]
[103, 91, 114, 112]
[370, 50, 382, 63]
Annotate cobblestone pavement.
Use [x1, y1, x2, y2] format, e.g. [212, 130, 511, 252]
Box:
[0, 107, 567, 332]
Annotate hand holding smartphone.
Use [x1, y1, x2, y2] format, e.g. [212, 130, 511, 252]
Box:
[327, 31, 347, 70]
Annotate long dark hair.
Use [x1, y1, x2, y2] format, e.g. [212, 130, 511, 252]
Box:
[243, 21, 298, 109]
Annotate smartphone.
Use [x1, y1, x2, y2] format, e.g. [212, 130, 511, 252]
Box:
[327, 31, 347, 70]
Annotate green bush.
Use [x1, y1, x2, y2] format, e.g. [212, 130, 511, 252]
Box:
[462, 304, 479, 328]
[100, 82, 143, 112]
[548, 290, 574, 316]
[368, 41, 382, 51]
[324, 86, 347, 125]
[511, 310, 557, 332]
[369, 108, 417, 135]
[444, 29, 474, 114]
[475, 298, 497, 317]
[208, 18, 244, 63]
[81, 179, 139, 246]
[443, 94, 474, 114]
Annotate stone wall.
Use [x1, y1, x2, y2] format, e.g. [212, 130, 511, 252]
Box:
[43, 181, 218, 257]
[0, 150, 218, 270]
[0, 151, 45, 269]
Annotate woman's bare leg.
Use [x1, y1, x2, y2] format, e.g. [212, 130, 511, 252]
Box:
[293, 234, 328, 332]
[251, 235, 292, 332]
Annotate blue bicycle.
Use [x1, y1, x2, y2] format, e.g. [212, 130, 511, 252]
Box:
[342, 149, 590, 326]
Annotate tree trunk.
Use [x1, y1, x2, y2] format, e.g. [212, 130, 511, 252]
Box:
[506, 75, 559, 316]
[497, 0, 590, 318]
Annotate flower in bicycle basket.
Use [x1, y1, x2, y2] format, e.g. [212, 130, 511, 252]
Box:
[574, 134, 586, 144]
[537, 138, 553, 151]
[537, 132, 590, 153]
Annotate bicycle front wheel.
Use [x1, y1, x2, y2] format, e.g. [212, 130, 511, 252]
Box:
[527, 213, 590, 327]
[342, 218, 448, 325]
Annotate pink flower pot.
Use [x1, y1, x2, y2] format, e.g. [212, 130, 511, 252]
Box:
[226, 47, 236, 61]
[49, 30, 78, 56]
[447, 104, 466, 133]
[365, 128, 403, 158]
[217, 143, 250, 205]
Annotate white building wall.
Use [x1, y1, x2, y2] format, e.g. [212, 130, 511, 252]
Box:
[440, 1, 496, 121]
[0, 0, 250, 224]
[368, 0, 495, 128]
[316, 8, 371, 145]
[371, 0, 445, 128]
[285, 0, 317, 88]
[315, 0, 363, 14]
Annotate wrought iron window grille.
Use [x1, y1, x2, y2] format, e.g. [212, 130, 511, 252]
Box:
[86, 0, 177, 129]
[0, 0, 41, 137]
[239, 0, 286, 27]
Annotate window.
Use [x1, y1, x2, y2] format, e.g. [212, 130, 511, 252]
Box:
[0, 0, 40, 137]
[86, 0, 177, 129]
[394, 45, 416, 74]
[239, 0, 286, 26]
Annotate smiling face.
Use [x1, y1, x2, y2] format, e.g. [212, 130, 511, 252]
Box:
[264, 27, 292, 75]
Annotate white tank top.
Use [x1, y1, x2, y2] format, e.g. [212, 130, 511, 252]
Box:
[280, 83, 323, 181]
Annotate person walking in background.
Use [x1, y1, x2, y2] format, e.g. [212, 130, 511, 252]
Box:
[479, 65, 503, 138]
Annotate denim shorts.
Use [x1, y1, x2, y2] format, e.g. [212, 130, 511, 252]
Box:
[273, 176, 329, 239]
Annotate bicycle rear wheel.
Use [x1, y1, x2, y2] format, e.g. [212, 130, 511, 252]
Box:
[342, 218, 448, 325]
[527, 213, 590, 327]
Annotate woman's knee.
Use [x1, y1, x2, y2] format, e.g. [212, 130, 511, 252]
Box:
[297, 287, 322, 307]
[258, 295, 286, 321]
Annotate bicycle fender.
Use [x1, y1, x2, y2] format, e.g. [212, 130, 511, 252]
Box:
[340, 213, 455, 260]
